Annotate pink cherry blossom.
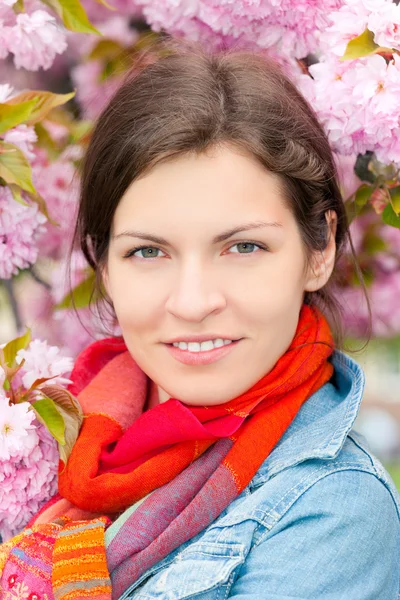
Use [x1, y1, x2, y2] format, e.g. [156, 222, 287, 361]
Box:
[320, 0, 400, 56]
[131, 0, 344, 61]
[0, 395, 36, 461]
[32, 150, 81, 259]
[319, 0, 372, 56]
[1, 10, 67, 70]
[0, 83, 14, 102]
[0, 187, 47, 279]
[351, 54, 400, 114]
[368, 1, 400, 50]
[16, 338, 74, 388]
[71, 59, 127, 118]
[81, 0, 142, 24]
[298, 53, 400, 165]
[0, 33, 9, 60]
[3, 124, 38, 162]
[0, 420, 58, 541]
[0, 0, 16, 26]
[333, 152, 362, 199]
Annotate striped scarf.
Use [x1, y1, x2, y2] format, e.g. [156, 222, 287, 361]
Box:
[0, 304, 334, 600]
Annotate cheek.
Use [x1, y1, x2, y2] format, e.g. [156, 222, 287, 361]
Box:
[113, 294, 153, 331]
[106, 268, 149, 329]
[243, 261, 305, 314]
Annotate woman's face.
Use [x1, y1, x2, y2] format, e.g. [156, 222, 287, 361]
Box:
[105, 145, 333, 406]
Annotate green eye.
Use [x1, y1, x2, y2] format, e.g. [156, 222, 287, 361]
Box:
[124, 246, 163, 259]
[137, 247, 160, 258]
[124, 241, 267, 260]
[229, 242, 261, 254]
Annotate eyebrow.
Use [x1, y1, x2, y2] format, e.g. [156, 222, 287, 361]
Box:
[112, 221, 283, 245]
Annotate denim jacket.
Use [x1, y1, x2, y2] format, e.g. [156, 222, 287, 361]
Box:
[116, 351, 400, 600]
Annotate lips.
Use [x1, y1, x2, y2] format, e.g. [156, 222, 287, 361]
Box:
[165, 339, 241, 366]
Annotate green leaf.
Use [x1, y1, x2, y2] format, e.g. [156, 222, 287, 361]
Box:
[55, 270, 96, 309]
[34, 122, 60, 159]
[354, 183, 374, 207]
[1, 329, 31, 368]
[382, 203, 400, 228]
[39, 385, 83, 464]
[40, 0, 100, 34]
[364, 232, 387, 254]
[341, 29, 379, 61]
[1, 361, 25, 390]
[8, 183, 29, 206]
[32, 397, 66, 445]
[0, 142, 36, 193]
[12, 0, 25, 12]
[389, 186, 400, 215]
[7, 90, 76, 125]
[0, 98, 41, 135]
[68, 120, 93, 145]
[344, 197, 366, 224]
[87, 39, 123, 61]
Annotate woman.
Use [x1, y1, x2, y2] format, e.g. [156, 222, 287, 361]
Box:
[1, 41, 399, 600]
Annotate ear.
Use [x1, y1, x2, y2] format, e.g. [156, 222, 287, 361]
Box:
[304, 210, 337, 293]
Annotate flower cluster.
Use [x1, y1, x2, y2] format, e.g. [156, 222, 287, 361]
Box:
[321, 0, 400, 55]
[298, 53, 400, 165]
[0, 186, 47, 280]
[0, 338, 73, 541]
[32, 148, 82, 259]
[16, 338, 73, 388]
[0, 7, 67, 71]
[0, 418, 59, 541]
[133, 0, 344, 60]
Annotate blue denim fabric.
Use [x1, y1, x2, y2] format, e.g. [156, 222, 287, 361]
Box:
[120, 351, 400, 600]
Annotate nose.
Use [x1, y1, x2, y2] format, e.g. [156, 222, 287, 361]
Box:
[165, 260, 226, 322]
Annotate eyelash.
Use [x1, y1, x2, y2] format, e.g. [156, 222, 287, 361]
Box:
[122, 241, 269, 260]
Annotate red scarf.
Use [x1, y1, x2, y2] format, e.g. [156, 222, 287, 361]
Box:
[56, 303, 334, 515]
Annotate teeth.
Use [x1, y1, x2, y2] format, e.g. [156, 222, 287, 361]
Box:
[172, 338, 233, 352]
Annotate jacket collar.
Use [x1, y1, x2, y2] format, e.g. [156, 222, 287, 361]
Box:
[250, 350, 365, 489]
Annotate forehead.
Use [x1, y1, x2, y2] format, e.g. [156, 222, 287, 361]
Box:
[112, 146, 292, 231]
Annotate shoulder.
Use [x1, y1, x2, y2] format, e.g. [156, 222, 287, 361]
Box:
[147, 442, 400, 600]
[219, 429, 400, 532]
[216, 436, 400, 599]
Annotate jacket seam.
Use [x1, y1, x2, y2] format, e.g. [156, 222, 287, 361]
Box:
[253, 463, 395, 547]
[347, 432, 400, 519]
[216, 462, 380, 533]
[265, 462, 374, 521]
[223, 570, 238, 600]
[347, 432, 376, 470]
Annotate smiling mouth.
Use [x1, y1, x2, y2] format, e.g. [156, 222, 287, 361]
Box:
[166, 339, 241, 352]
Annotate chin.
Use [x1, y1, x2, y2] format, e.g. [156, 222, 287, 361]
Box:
[177, 390, 239, 406]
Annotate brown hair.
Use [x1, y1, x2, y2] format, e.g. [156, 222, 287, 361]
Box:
[73, 38, 370, 348]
